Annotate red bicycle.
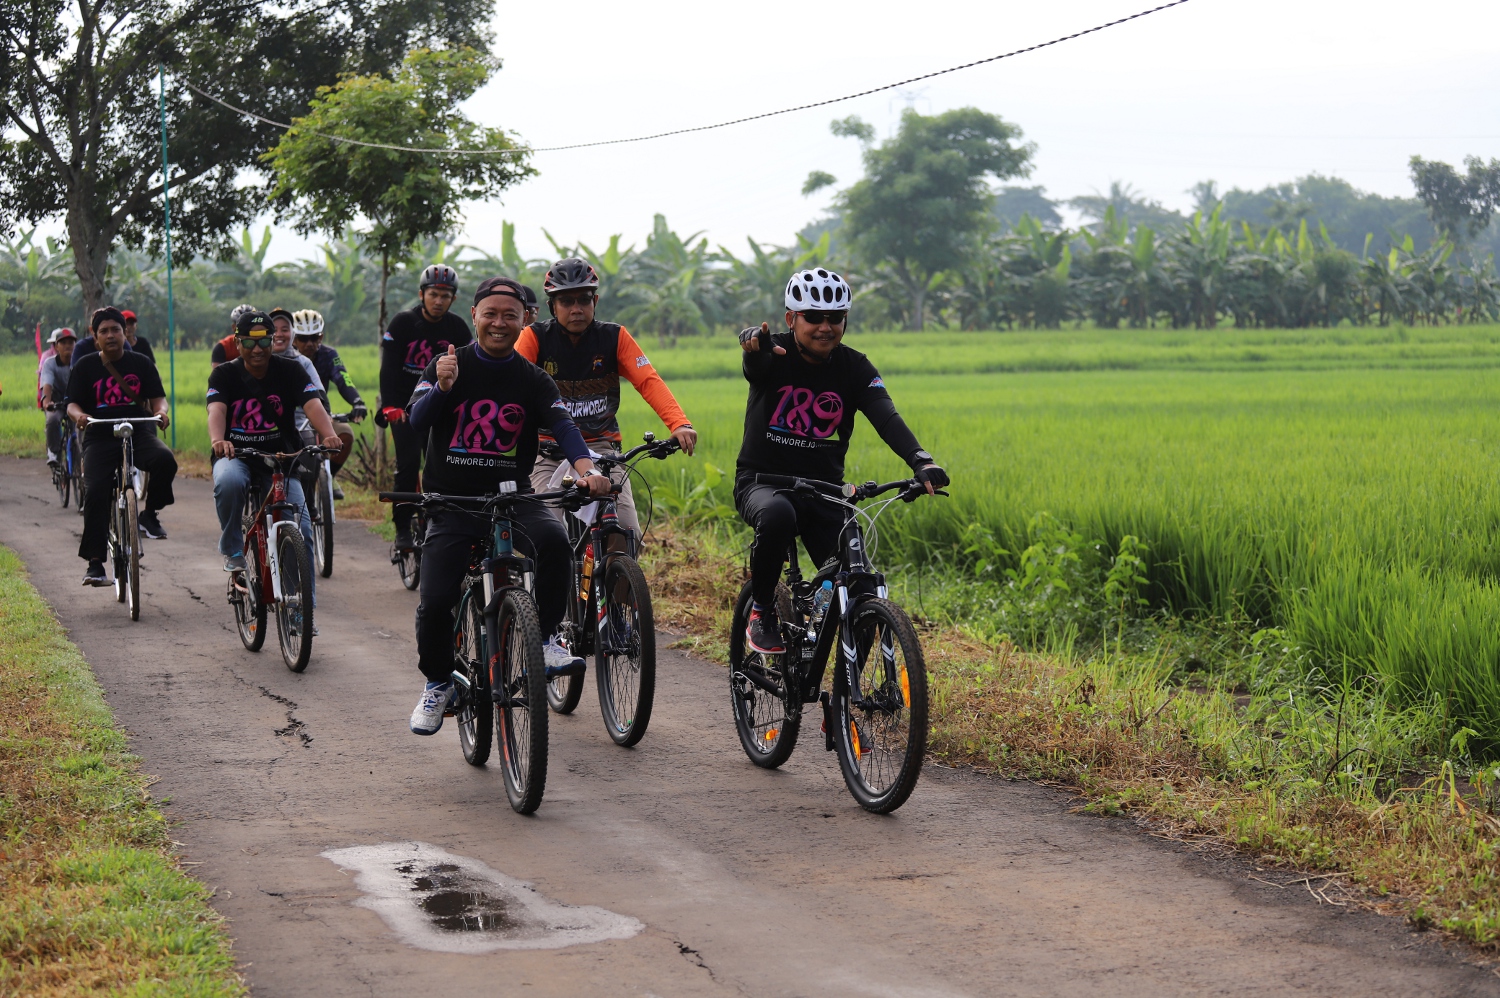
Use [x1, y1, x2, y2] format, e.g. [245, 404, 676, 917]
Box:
[227, 445, 334, 672]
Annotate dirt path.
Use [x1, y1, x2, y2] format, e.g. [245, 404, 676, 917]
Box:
[2, 454, 1496, 997]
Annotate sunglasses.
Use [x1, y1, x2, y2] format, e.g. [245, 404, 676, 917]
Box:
[238, 336, 274, 351]
[553, 294, 596, 309]
[798, 310, 848, 326]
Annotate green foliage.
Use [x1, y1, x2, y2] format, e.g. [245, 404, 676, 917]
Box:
[264, 46, 533, 335]
[1409, 155, 1500, 244]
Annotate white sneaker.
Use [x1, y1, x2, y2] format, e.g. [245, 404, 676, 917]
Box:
[410, 682, 455, 736]
[543, 635, 584, 677]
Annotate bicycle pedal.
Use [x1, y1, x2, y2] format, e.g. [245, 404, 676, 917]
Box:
[822, 699, 836, 752]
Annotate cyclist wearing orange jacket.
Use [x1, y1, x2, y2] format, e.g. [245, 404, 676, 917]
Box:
[514, 258, 696, 545]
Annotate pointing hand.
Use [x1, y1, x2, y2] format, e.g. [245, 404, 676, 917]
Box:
[436, 344, 459, 392]
[738, 322, 785, 355]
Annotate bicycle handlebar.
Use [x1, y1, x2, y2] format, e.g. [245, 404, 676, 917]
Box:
[378, 484, 591, 514]
[233, 444, 339, 466]
[754, 473, 948, 504]
[84, 415, 163, 424]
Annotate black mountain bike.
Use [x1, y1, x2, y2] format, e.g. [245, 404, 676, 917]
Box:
[728, 474, 946, 813]
[545, 432, 681, 748]
[48, 403, 84, 512]
[85, 415, 162, 621]
[307, 412, 354, 579]
[380, 482, 584, 814]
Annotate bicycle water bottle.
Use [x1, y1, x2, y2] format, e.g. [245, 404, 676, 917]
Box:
[580, 542, 594, 601]
[810, 580, 834, 628]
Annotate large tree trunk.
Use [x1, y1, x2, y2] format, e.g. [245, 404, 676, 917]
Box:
[66, 192, 112, 317]
[895, 261, 927, 331]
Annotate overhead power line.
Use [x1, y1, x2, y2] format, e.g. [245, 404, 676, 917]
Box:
[183, 0, 1194, 157]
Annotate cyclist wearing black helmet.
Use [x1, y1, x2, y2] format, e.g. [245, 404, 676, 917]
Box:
[379, 264, 472, 548]
[735, 269, 948, 655]
[515, 258, 696, 546]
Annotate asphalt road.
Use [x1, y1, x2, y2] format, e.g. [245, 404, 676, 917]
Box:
[3, 454, 1496, 997]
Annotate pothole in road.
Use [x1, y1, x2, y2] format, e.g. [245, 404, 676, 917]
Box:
[322, 841, 643, 953]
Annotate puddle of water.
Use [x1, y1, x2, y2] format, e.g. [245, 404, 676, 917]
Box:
[321, 841, 643, 953]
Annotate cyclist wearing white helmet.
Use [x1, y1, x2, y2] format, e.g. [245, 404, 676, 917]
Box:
[734, 269, 948, 654]
[291, 309, 366, 496]
[379, 264, 472, 549]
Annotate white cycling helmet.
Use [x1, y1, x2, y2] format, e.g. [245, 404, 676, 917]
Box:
[228, 303, 256, 327]
[291, 309, 325, 337]
[784, 268, 851, 311]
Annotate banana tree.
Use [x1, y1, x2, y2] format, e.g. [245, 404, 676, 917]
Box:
[718, 231, 831, 322]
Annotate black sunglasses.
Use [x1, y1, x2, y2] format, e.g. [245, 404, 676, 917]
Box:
[798, 310, 848, 326]
[238, 336, 274, 351]
[552, 293, 596, 309]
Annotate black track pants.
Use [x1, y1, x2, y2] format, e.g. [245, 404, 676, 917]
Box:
[734, 476, 845, 608]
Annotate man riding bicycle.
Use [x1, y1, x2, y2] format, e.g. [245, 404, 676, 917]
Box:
[515, 258, 696, 547]
[380, 264, 473, 551]
[403, 277, 612, 736]
[65, 308, 178, 585]
[736, 269, 948, 654]
[207, 311, 341, 578]
[291, 309, 366, 498]
[39, 327, 77, 465]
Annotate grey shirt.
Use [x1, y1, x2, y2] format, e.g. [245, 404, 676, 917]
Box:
[276, 345, 324, 433]
[39, 355, 71, 401]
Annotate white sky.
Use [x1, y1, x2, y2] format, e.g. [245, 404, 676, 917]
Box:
[211, 0, 1500, 263]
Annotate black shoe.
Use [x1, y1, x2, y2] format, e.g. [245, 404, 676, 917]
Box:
[394, 527, 414, 550]
[138, 509, 167, 539]
[332, 484, 345, 500]
[745, 607, 786, 655]
[83, 560, 109, 587]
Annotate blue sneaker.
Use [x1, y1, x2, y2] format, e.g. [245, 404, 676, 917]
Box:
[410, 681, 455, 735]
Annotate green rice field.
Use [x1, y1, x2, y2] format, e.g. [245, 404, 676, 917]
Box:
[6, 325, 1500, 736]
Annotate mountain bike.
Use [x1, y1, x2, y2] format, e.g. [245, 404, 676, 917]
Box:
[392, 503, 427, 590]
[307, 412, 354, 579]
[379, 482, 585, 814]
[84, 416, 162, 620]
[48, 404, 84, 512]
[227, 446, 334, 672]
[545, 432, 681, 748]
[728, 474, 946, 814]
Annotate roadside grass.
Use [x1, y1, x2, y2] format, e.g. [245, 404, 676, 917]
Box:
[0, 544, 244, 997]
[640, 521, 1500, 951]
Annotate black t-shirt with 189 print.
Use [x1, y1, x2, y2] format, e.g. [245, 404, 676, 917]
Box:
[206, 356, 322, 453]
[65, 351, 165, 443]
[406, 343, 581, 497]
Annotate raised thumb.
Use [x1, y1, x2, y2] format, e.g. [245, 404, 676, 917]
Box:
[446, 344, 457, 357]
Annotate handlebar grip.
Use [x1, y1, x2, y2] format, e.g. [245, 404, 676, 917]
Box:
[378, 492, 425, 504]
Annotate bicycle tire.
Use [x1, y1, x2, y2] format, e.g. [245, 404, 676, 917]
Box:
[728, 580, 800, 768]
[55, 463, 70, 508]
[314, 469, 334, 579]
[275, 527, 314, 672]
[70, 437, 85, 516]
[546, 574, 587, 714]
[109, 491, 127, 604]
[455, 583, 493, 766]
[832, 599, 928, 814]
[595, 555, 655, 747]
[123, 488, 141, 621]
[493, 589, 548, 814]
[235, 540, 268, 651]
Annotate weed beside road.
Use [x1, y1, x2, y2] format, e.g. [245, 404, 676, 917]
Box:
[0, 545, 243, 996]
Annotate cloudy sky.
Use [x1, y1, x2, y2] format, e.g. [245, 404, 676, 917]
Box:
[258, 0, 1500, 263]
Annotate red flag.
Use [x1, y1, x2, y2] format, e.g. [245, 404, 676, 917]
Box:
[34, 321, 41, 359]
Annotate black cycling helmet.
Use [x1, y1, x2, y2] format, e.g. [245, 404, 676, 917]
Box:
[419, 264, 458, 293]
[543, 258, 600, 297]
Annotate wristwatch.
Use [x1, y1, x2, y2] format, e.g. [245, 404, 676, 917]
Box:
[910, 450, 934, 467]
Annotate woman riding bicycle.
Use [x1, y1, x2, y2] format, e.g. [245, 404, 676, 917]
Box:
[402, 277, 611, 736]
[736, 270, 947, 654]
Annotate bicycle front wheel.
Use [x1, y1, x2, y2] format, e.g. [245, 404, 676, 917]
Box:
[314, 470, 334, 578]
[728, 580, 800, 769]
[275, 527, 314, 672]
[55, 462, 70, 508]
[832, 599, 928, 814]
[596, 555, 655, 747]
[234, 541, 267, 651]
[455, 583, 492, 766]
[492, 590, 547, 814]
[122, 488, 141, 621]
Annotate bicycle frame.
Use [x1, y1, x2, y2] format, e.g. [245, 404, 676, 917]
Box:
[236, 448, 324, 606]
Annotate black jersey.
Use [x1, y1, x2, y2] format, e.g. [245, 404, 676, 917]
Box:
[406, 343, 587, 496]
[66, 351, 165, 443]
[379, 305, 471, 409]
[309, 345, 362, 405]
[206, 356, 323, 452]
[735, 332, 923, 484]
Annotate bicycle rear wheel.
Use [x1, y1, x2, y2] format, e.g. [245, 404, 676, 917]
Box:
[396, 510, 422, 590]
[492, 589, 547, 814]
[107, 490, 127, 604]
[596, 555, 655, 747]
[832, 599, 928, 814]
[314, 468, 334, 579]
[275, 527, 314, 672]
[455, 583, 492, 766]
[728, 580, 800, 768]
[54, 462, 69, 508]
[546, 577, 586, 715]
[122, 488, 141, 621]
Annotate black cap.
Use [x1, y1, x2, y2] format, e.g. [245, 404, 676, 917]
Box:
[473, 276, 526, 306]
[236, 309, 274, 337]
[267, 307, 294, 323]
[521, 284, 538, 307]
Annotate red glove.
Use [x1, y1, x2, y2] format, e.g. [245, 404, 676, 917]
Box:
[381, 406, 406, 425]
